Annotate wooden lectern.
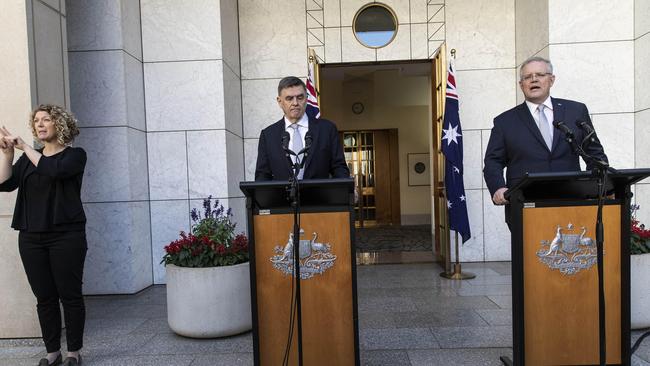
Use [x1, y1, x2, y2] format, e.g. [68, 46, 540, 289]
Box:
[504, 168, 650, 366]
[240, 178, 359, 366]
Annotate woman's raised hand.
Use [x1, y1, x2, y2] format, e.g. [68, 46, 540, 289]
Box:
[0, 126, 25, 151]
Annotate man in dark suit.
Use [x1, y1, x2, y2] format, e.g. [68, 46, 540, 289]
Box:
[255, 76, 350, 181]
[484, 56, 608, 210]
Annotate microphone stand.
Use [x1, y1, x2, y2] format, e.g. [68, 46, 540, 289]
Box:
[282, 144, 309, 366]
[557, 124, 611, 366]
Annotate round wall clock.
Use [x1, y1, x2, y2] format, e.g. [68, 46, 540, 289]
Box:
[352, 102, 364, 114]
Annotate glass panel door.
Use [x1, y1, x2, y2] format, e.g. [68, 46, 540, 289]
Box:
[343, 131, 376, 227]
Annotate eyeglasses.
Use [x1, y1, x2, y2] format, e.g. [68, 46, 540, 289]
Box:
[521, 72, 552, 82]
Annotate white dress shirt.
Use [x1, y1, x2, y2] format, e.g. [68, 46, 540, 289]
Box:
[525, 96, 554, 141]
[284, 113, 308, 150]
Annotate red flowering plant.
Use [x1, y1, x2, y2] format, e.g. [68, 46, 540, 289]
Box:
[161, 197, 249, 267]
[630, 204, 650, 255]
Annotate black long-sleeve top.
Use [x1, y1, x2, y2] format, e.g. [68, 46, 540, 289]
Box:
[0, 147, 86, 232]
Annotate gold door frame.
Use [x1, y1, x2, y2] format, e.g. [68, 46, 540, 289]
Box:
[431, 44, 449, 269]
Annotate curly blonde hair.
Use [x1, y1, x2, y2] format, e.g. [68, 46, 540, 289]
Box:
[29, 104, 80, 146]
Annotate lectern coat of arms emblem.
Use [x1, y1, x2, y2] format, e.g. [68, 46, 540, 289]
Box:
[536, 223, 598, 275]
[270, 229, 336, 279]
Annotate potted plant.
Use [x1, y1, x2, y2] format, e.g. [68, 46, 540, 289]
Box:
[630, 205, 650, 329]
[161, 197, 252, 338]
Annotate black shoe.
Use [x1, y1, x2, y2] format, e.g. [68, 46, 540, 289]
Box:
[38, 353, 62, 366]
[62, 355, 81, 366]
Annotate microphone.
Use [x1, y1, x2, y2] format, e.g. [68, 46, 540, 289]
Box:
[281, 131, 295, 156]
[577, 121, 597, 145]
[553, 120, 574, 140]
[298, 131, 313, 156]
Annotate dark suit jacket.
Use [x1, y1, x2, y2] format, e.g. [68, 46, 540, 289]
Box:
[0, 147, 87, 231]
[483, 98, 608, 197]
[255, 117, 350, 181]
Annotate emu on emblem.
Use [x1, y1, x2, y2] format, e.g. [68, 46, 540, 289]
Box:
[536, 223, 597, 275]
[270, 229, 336, 279]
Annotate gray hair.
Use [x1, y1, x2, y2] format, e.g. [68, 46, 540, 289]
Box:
[519, 56, 553, 80]
[277, 76, 306, 95]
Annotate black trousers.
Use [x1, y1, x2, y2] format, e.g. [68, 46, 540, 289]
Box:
[18, 231, 87, 353]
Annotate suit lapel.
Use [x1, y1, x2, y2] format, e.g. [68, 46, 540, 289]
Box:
[550, 97, 565, 152]
[516, 102, 549, 151]
[303, 117, 317, 173]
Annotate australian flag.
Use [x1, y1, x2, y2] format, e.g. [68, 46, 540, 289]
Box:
[305, 61, 320, 119]
[442, 62, 471, 243]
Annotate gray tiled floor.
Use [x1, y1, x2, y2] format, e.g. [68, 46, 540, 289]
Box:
[1, 262, 649, 365]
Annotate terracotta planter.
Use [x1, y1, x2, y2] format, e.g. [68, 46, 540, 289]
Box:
[165, 262, 252, 338]
[631, 252, 650, 329]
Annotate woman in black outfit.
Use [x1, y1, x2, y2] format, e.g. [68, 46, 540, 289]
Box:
[0, 105, 87, 366]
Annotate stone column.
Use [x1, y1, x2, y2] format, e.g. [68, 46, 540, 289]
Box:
[66, 0, 151, 294]
[0, 0, 70, 338]
[141, 0, 244, 284]
[634, 2, 650, 221]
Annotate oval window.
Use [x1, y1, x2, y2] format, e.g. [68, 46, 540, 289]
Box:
[353, 4, 397, 48]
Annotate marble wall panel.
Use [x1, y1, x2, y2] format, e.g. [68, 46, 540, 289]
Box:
[147, 131, 188, 200]
[83, 201, 152, 294]
[127, 129, 150, 200]
[239, 0, 306, 79]
[341, 27, 376, 63]
[409, 0, 427, 24]
[636, 109, 650, 169]
[550, 42, 634, 114]
[636, 34, 650, 111]
[244, 138, 259, 181]
[462, 130, 483, 191]
[0, 217, 39, 337]
[453, 189, 484, 262]
[514, 0, 548, 65]
[445, 0, 515, 70]
[124, 53, 145, 131]
[226, 131, 245, 198]
[187, 130, 229, 199]
[68, 50, 127, 127]
[76, 127, 131, 202]
[549, 0, 633, 44]
[41, 0, 60, 11]
[61, 18, 70, 110]
[340, 0, 371, 27]
[376, 24, 410, 62]
[144, 60, 223, 131]
[121, 0, 142, 60]
[150, 200, 190, 284]
[590, 113, 635, 169]
[324, 28, 342, 63]
[0, 191, 17, 216]
[33, 0, 66, 106]
[223, 63, 243, 137]
[141, 0, 221, 62]
[483, 189, 511, 261]
[323, 0, 340, 27]
[66, 0, 122, 51]
[242, 78, 284, 138]
[456, 68, 517, 131]
[637, 0, 650, 38]
[220, 0, 240, 75]
[410, 23, 428, 60]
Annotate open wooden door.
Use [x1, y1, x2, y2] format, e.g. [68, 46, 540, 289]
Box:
[431, 45, 449, 270]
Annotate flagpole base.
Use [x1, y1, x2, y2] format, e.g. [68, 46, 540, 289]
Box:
[440, 263, 475, 280]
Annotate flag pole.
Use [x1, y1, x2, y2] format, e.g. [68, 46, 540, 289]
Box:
[439, 48, 475, 280]
[440, 231, 475, 279]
